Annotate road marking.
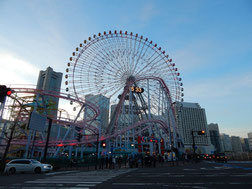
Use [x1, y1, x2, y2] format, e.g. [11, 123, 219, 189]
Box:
[228, 161, 252, 164]
[211, 162, 252, 170]
[214, 166, 225, 169]
[25, 180, 100, 185]
[163, 184, 207, 189]
[26, 180, 101, 183]
[45, 170, 80, 175]
[76, 184, 93, 187]
[113, 183, 159, 186]
[15, 168, 135, 188]
[0, 187, 89, 189]
[183, 168, 196, 170]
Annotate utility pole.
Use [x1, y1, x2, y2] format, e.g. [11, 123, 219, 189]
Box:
[191, 130, 206, 161]
[95, 133, 99, 170]
[191, 131, 196, 157]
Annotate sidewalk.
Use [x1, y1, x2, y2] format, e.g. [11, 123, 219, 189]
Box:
[55, 160, 195, 172]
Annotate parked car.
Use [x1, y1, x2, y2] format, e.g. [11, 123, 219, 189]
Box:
[215, 153, 227, 163]
[4, 159, 53, 174]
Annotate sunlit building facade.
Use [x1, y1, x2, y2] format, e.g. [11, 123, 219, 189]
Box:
[175, 102, 214, 154]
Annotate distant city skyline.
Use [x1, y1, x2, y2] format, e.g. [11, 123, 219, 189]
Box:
[0, 0, 251, 137]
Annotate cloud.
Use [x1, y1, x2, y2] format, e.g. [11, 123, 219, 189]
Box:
[139, 2, 156, 22]
[0, 52, 40, 85]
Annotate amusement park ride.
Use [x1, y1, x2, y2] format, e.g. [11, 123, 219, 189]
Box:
[0, 30, 184, 160]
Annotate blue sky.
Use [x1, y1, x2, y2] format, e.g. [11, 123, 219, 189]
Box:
[0, 0, 251, 137]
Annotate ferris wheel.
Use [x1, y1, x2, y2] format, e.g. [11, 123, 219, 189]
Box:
[65, 30, 183, 103]
[65, 30, 184, 148]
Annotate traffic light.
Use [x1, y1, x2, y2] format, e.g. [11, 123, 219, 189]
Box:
[198, 130, 206, 135]
[76, 132, 82, 142]
[0, 85, 12, 103]
[102, 142, 106, 148]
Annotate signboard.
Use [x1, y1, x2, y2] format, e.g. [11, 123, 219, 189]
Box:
[28, 112, 47, 132]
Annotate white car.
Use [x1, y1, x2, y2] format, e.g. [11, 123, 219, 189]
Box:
[4, 159, 53, 174]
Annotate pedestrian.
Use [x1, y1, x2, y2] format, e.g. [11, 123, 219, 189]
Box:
[153, 155, 156, 168]
[137, 158, 141, 168]
[185, 153, 188, 163]
[161, 155, 164, 167]
[70, 158, 74, 168]
[125, 155, 129, 168]
[145, 155, 149, 168]
[141, 156, 144, 168]
[100, 155, 105, 169]
[129, 156, 133, 168]
[105, 155, 109, 168]
[112, 156, 116, 169]
[109, 156, 113, 169]
[118, 156, 122, 169]
[148, 156, 152, 168]
[73, 158, 77, 168]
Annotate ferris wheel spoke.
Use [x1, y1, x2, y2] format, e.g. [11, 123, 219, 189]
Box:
[128, 34, 138, 74]
[135, 52, 162, 77]
[101, 36, 129, 72]
[132, 38, 147, 75]
[132, 44, 153, 76]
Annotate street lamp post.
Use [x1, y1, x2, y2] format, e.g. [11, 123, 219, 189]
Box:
[191, 130, 196, 158]
[95, 133, 99, 170]
[191, 130, 206, 161]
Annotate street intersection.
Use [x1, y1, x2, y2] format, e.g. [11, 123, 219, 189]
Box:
[0, 161, 251, 189]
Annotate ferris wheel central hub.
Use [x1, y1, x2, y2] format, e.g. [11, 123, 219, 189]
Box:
[126, 75, 136, 84]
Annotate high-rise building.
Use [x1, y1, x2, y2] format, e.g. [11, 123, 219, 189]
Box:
[110, 103, 140, 133]
[248, 132, 252, 151]
[85, 94, 110, 132]
[220, 133, 232, 152]
[231, 136, 243, 153]
[36, 67, 63, 119]
[240, 138, 250, 152]
[208, 123, 222, 153]
[36, 67, 63, 140]
[175, 102, 214, 154]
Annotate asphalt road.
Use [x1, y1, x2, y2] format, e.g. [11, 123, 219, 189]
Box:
[0, 161, 251, 188]
[95, 161, 252, 189]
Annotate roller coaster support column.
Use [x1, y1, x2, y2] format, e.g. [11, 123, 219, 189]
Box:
[1, 102, 23, 171]
[68, 128, 75, 159]
[0, 98, 6, 145]
[53, 125, 72, 157]
[42, 118, 52, 162]
[25, 94, 39, 158]
[147, 79, 153, 155]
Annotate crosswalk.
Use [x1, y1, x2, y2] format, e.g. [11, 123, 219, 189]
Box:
[4, 169, 136, 189]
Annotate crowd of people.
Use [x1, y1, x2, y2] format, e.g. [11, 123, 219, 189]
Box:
[98, 153, 166, 169]
[67, 152, 201, 170]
